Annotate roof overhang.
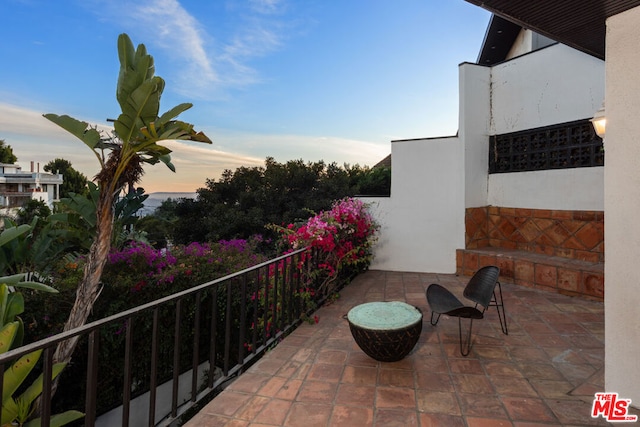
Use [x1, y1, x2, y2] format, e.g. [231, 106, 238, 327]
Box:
[465, 0, 640, 59]
[477, 15, 522, 65]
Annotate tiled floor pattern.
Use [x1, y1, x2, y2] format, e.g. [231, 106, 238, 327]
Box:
[185, 270, 637, 426]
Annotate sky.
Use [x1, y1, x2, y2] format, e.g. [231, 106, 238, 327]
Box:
[0, 0, 491, 193]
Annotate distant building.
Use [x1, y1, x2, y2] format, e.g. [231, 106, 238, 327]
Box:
[0, 162, 63, 213]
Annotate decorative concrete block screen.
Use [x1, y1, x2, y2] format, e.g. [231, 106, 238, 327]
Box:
[465, 206, 604, 263]
[489, 119, 604, 173]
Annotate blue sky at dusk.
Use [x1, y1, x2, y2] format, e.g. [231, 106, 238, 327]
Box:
[0, 0, 490, 192]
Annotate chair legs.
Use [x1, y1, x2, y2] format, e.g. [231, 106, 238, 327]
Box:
[490, 281, 508, 335]
[427, 275, 508, 357]
[430, 311, 441, 326]
[447, 282, 508, 357]
[458, 317, 474, 356]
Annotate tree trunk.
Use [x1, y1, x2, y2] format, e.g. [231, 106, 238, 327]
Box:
[53, 189, 115, 366]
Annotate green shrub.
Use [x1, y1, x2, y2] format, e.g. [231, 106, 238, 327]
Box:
[24, 238, 267, 416]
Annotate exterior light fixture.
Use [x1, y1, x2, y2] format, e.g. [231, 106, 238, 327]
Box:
[591, 103, 606, 138]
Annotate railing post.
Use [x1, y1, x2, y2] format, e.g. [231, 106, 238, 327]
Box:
[40, 346, 53, 427]
[85, 330, 99, 426]
[148, 308, 159, 426]
[263, 263, 270, 343]
[295, 251, 303, 319]
[208, 286, 218, 389]
[223, 282, 232, 375]
[191, 292, 201, 402]
[272, 261, 279, 336]
[237, 275, 247, 368]
[122, 318, 133, 427]
[288, 255, 295, 325]
[251, 269, 259, 353]
[172, 299, 182, 418]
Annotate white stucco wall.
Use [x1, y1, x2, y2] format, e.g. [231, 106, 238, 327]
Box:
[491, 43, 604, 134]
[487, 43, 605, 211]
[604, 5, 640, 406]
[488, 167, 604, 210]
[31, 191, 55, 209]
[460, 45, 604, 211]
[364, 136, 464, 273]
[367, 41, 606, 273]
[459, 63, 491, 208]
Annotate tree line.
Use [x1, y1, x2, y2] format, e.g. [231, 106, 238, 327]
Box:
[138, 157, 390, 249]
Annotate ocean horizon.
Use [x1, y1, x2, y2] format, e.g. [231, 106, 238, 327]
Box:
[139, 191, 198, 216]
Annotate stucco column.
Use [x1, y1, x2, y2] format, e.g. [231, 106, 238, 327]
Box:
[459, 62, 491, 208]
[604, 5, 640, 405]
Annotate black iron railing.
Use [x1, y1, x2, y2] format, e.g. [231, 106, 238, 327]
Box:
[0, 248, 317, 427]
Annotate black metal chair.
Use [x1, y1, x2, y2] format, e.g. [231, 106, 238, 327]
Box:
[426, 266, 508, 356]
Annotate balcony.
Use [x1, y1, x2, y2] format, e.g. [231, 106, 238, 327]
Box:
[186, 270, 637, 426]
[2, 254, 636, 426]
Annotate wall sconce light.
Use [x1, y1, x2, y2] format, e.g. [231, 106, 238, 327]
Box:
[591, 103, 606, 138]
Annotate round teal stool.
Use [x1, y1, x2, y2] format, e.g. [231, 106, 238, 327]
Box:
[346, 301, 422, 362]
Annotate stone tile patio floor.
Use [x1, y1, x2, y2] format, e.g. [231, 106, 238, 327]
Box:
[185, 270, 638, 426]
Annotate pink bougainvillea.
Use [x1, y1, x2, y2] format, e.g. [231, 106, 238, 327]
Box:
[277, 197, 379, 297]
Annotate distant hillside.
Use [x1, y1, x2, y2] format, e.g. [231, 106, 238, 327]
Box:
[139, 192, 197, 216]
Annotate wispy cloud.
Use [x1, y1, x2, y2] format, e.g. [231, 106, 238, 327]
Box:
[139, 139, 266, 192]
[90, 0, 290, 98]
[211, 130, 390, 168]
[0, 101, 390, 193]
[0, 102, 111, 139]
[161, 139, 264, 167]
[206, 0, 288, 88]
[249, 0, 283, 15]
[122, 0, 218, 92]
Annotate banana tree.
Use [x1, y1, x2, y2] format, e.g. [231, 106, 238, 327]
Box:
[44, 33, 211, 366]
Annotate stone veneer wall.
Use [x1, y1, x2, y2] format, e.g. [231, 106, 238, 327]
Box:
[465, 206, 604, 263]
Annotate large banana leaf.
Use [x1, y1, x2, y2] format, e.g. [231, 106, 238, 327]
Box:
[8, 281, 58, 293]
[117, 34, 154, 111]
[2, 350, 42, 403]
[0, 322, 19, 354]
[0, 274, 58, 294]
[18, 363, 66, 407]
[0, 324, 81, 426]
[53, 184, 99, 229]
[0, 224, 30, 247]
[157, 103, 193, 127]
[115, 77, 163, 143]
[3, 293, 24, 327]
[41, 114, 102, 151]
[1, 359, 83, 427]
[1, 395, 19, 425]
